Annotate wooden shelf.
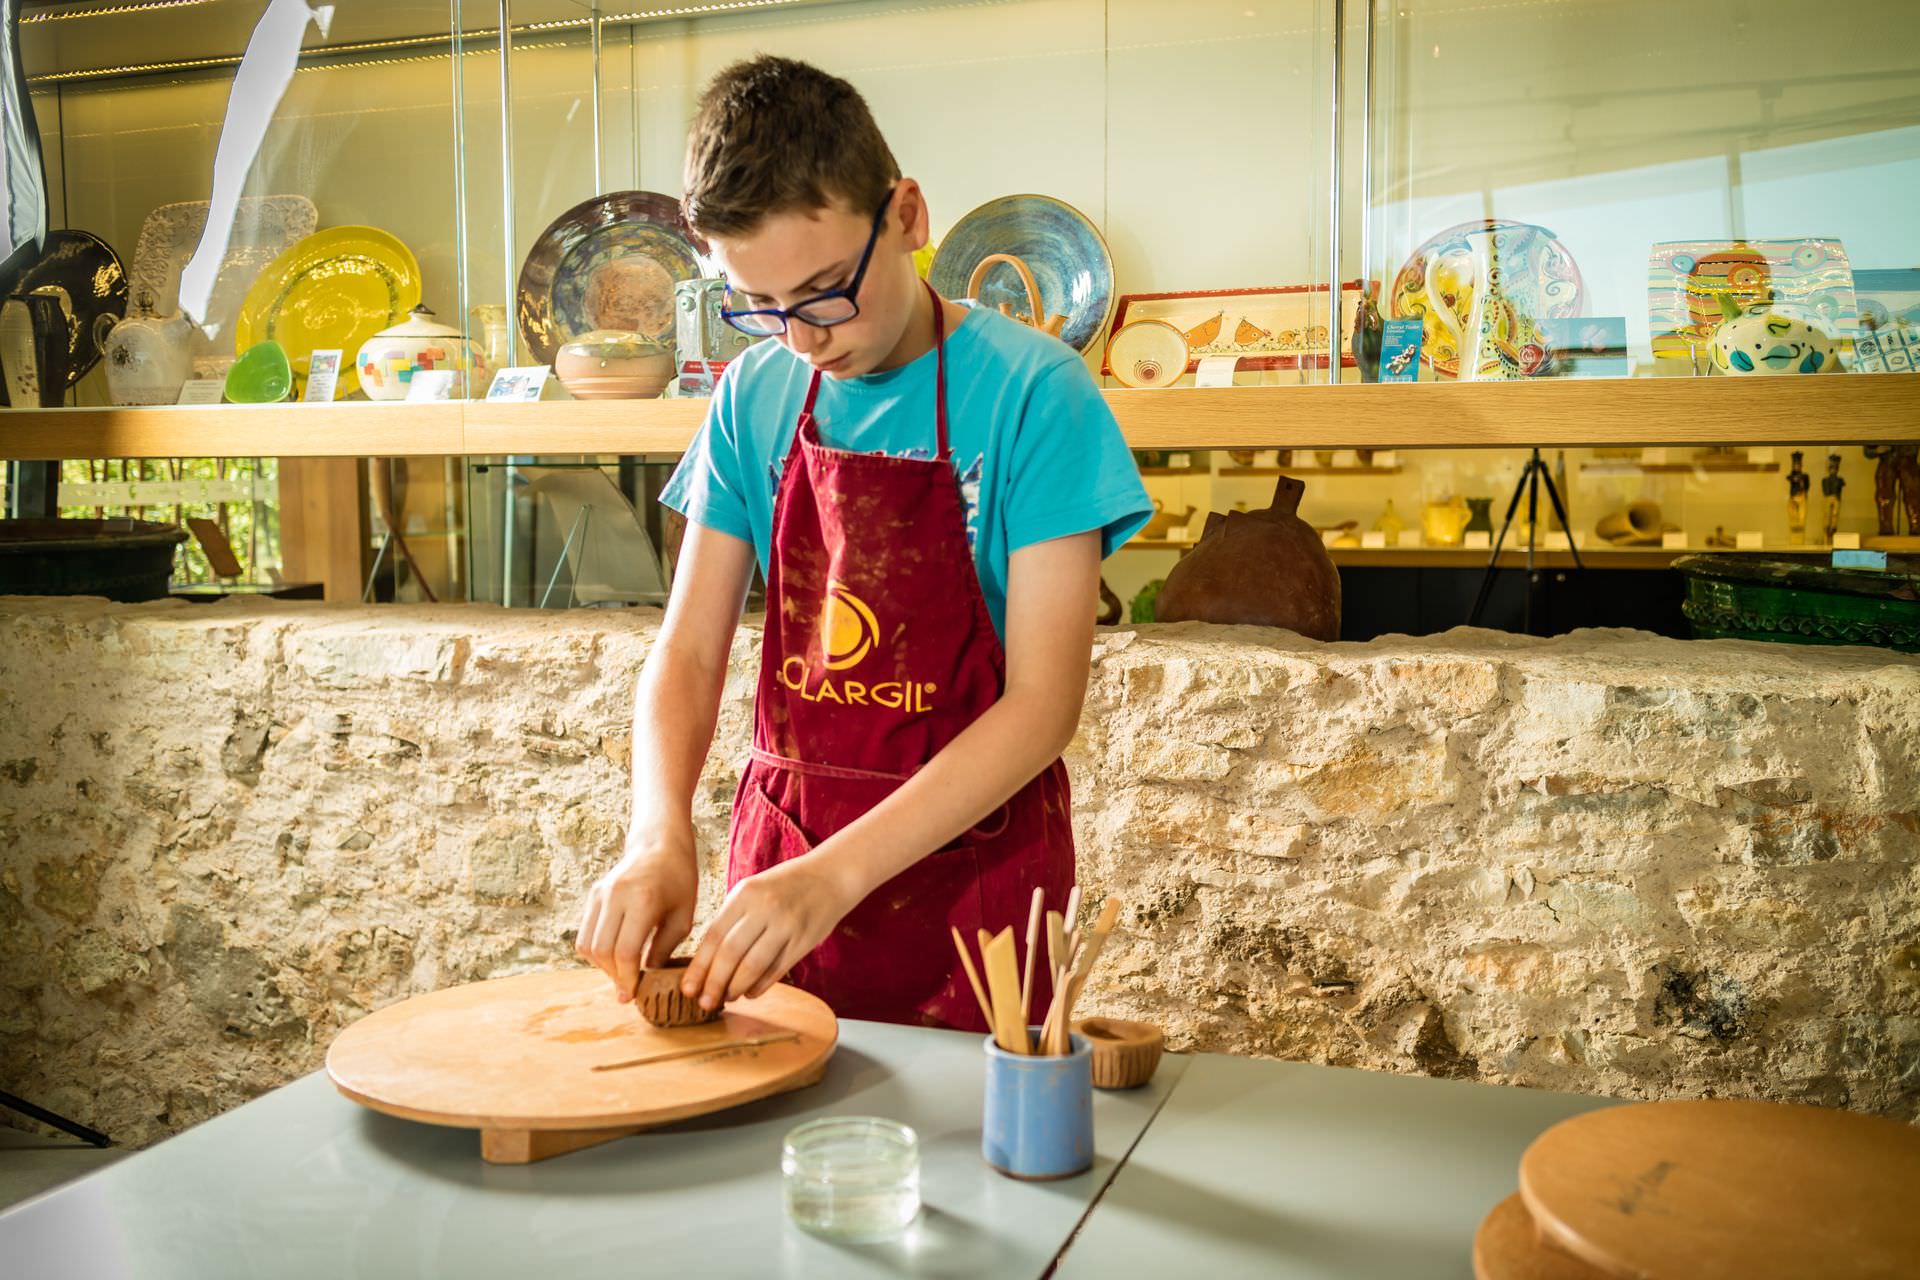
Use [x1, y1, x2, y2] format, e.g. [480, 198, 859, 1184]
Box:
[1124, 540, 1836, 569]
[1137, 465, 1212, 476]
[3, 374, 1917, 459]
[1217, 465, 1404, 477]
[1584, 461, 1781, 475]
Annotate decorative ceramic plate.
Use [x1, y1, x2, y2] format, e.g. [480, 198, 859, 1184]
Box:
[1105, 318, 1188, 388]
[517, 190, 708, 364]
[1389, 219, 1583, 378]
[129, 194, 316, 370]
[1647, 238, 1855, 365]
[8, 228, 128, 390]
[235, 226, 420, 399]
[929, 194, 1115, 354]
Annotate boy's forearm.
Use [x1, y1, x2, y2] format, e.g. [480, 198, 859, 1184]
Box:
[625, 638, 727, 857]
[809, 686, 1082, 903]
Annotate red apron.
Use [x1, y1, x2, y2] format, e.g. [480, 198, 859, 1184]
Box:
[726, 287, 1075, 1031]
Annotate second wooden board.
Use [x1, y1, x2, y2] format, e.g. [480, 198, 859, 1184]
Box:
[326, 967, 837, 1163]
[1518, 1098, 1920, 1279]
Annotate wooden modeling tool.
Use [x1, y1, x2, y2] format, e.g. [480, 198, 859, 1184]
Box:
[1020, 887, 1045, 1027]
[1046, 910, 1065, 983]
[981, 927, 1028, 1054]
[591, 1031, 801, 1072]
[952, 925, 994, 1028]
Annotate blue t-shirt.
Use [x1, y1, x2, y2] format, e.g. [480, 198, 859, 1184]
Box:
[659, 304, 1152, 640]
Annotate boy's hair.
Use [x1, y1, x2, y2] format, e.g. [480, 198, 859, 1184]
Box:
[682, 56, 900, 238]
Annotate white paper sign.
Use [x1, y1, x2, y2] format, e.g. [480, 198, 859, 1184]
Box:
[1736, 530, 1765, 550]
[1194, 356, 1239, 388]
[176, 379, 225, 404]
[1396, 529, 1423, 548]
[1464, 531, 1492, 549]
[1374, 451, 1398, 468]
[1662, 531, 1689, 549]
[486, 366, 552, 401]
[1833, 532, 1862, 550]
[1747, 447, 1775, 464]
[1361, 530, 1387, 549]
[1331, 450, 1361, 469]
[405, 368, 456, 401]
[303, 349, 341, 402]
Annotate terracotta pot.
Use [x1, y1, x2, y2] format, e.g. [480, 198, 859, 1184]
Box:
[1153, 475, 1341, 640]
[1076, 1017, 1165, 1089]
[553, 329, 675, 399]
[634, 957, 720, 1027]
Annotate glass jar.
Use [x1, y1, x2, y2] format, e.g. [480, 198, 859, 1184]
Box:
[781, 1116, 919, 1242]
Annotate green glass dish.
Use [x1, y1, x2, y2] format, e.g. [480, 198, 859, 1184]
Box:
[224, 339, 293, 404]
[1675, 554, 1920, 653]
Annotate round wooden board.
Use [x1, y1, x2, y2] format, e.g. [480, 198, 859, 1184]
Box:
[326, 967, 837, 1132]
[1519, 1099, 1920, 1280]
[1473, 1194, 1610, 1280]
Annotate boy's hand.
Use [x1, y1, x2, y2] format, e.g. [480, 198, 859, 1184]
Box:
[576, 827, 698, 1003]
[683, 855, 860, 1010]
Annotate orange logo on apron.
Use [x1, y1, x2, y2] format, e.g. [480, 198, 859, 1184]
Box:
[777, 579, 938, 711]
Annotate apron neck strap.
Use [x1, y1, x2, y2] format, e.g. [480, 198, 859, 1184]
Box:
[793, 282, 952, 459]
[927, 282, 950, 460]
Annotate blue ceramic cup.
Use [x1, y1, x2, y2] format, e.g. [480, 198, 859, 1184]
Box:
[982, 1030, 1094, 1180]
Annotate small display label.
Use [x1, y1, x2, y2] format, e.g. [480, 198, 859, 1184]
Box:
[1379, 319, 1423, 382]
[486, 366, 552, 401]
[303, 349, 341, 402]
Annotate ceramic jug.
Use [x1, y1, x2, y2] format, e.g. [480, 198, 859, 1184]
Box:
[103, 291, 196, 406]
[1422, 498, 1473, 547]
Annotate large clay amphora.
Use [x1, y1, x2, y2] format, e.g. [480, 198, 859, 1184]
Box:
[1154, 475, 1341, 640]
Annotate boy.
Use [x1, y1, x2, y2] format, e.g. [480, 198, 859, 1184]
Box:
[575, 55, 1151, 1030]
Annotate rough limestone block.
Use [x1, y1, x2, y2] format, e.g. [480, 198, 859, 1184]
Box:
[0, 597, 1915, 1151]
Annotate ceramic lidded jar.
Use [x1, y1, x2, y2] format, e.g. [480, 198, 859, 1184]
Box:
[355, 304, 485, 400]
[1153, 475, 1341, 641]
[553, 329, 676, 400]
[103, 290, 195, 406]
[1711, 306, 1838, 375]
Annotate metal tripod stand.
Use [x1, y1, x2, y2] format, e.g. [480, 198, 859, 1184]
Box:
[1467, 448, 1583, 633]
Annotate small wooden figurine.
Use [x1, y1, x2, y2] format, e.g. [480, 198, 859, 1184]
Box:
[1821, 453, 1846, 544]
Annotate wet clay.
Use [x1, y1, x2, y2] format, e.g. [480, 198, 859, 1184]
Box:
[636, 957, 722, 1027]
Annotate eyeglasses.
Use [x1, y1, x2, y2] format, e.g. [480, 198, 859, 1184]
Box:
[719, 186, 896, 337]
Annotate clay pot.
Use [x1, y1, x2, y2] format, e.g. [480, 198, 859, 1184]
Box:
[1153, 475, 1341, 640]
[634, 957, 720, 1027]
[553, 329, 675, 399]
[1076, 1017, 1165, 1089]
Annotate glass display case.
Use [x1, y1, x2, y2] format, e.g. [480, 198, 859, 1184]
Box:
[0, 0, 1914, 629]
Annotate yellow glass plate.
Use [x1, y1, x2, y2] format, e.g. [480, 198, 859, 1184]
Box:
[235, 226, 421, 399]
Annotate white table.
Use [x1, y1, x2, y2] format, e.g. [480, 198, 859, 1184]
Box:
[0, 1019, 1186, 1280]
[1052, 1053, 1616, 1280]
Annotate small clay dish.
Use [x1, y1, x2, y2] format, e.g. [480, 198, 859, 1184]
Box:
[1075, 1017, 1164, 1090]
[634, 957, 720, 1027]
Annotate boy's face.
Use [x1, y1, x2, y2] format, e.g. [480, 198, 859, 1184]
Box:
[709, 179, 931, 379]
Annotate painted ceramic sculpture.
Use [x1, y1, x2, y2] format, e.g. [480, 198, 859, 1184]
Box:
[1153, 475, 1341, 641]
[1786, 451, 1811, 545]
[1822, 454, 1845, 545]
[1710, 295, 1837, 375]
[1352, 291, 1384, 382]
[1863, 444, 1920, 537]
[356, 304, 486, 401]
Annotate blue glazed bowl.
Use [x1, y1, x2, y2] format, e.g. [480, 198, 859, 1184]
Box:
[930, 195, 1115, 354]
[982, 1030, 1094, 1180]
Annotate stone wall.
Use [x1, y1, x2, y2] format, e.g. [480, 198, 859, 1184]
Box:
[1, 597, 1915, 1149]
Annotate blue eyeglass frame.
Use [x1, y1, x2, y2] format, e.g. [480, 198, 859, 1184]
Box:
[719, 186, 897, 336]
